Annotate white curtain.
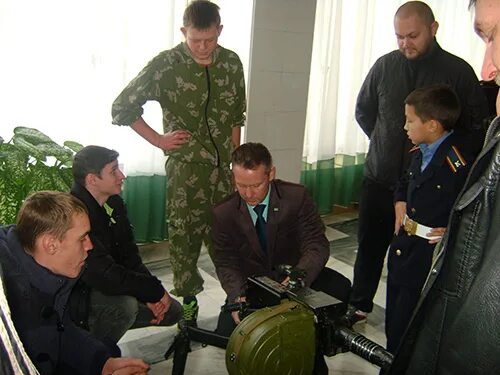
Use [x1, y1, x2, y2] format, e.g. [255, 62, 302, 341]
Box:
[304, 0, 485, 164]
[0, 0, 253, 175]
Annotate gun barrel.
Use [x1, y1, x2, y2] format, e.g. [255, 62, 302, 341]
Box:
[334, 327, 394, 370]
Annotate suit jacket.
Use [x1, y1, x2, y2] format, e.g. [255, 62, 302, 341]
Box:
[212, 179, 329, 302]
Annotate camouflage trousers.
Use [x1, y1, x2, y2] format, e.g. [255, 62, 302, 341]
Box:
[166, 158, 233, 297]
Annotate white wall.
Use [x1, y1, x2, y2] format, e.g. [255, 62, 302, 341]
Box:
[245, 0, 317, 183]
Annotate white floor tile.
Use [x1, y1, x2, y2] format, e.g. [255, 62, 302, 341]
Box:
[325, 226, 349, 241]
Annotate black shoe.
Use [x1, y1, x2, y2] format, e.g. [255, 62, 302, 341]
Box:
[342, 305, 368, 327]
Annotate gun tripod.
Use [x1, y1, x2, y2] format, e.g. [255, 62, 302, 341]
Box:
[164, 324, 230, 374]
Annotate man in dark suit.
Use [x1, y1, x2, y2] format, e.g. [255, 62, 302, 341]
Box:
[212, 142, 351, 333]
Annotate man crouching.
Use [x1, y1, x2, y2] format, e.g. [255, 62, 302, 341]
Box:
[0, 191, 149, 375]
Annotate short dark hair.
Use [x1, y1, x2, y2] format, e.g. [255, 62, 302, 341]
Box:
[469, 0, 477, 9]
[395, 1, 436, 25]
[72, 145, 119, 186]
[16, 191, 88, 252]
[183, 0, 221, 29]
[232, 143, 273, 171]
[405, 84, 461, 131]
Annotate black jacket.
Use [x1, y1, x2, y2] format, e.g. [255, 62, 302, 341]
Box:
[0, 266, 39, 375]
[69, 184, 165, 328]
[356, 40, 488, 189]
[0, 225, 111, 375]
[388, 116, 500, 374]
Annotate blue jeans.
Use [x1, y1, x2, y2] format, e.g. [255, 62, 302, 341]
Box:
[88, 290, 182, 343]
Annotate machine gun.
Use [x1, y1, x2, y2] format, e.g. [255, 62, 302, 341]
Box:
[165, 266, 393, 374]
[229, 272, 393, 373]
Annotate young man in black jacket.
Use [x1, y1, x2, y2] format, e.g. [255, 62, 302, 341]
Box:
[69, 145, 182, 344]
[0, 191, 149, 375]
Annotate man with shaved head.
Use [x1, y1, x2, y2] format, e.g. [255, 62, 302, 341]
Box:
[346, 1, 489, 326]
[386, 1, 500, 373]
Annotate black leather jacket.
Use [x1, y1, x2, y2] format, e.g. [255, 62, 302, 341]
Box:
[388, 116, 500, 374]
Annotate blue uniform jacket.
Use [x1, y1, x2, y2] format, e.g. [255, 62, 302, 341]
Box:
[389, 132, 471, 288]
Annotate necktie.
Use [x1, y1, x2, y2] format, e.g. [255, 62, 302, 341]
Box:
[253, 204, 267, 252]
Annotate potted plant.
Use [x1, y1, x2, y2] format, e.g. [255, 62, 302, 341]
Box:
[0, 127, 83, 224]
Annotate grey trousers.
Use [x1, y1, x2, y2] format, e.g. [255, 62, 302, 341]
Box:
[88, 289, 182, 343]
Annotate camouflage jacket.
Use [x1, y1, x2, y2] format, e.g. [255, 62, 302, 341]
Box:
[112, 43, 246, 166]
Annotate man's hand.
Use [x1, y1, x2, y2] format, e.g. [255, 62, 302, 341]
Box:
[112, 367, 149, 375]
[157, 130, 191, 151]
[159, 291, 173, 311]
[281, 276, 290, 286]
[146, 302, 164, 325]
[147, 291, 173, 324]
[394, 201, 407, 234]
[427, 227, 446, 244]
[102, 357, 149, 375]
[146, 302, 164, 318]
[130, 118, 189, 151]
[231, 296, 246, 325]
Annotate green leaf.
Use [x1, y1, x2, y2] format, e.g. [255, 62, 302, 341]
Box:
[0, 143, 20, 161]
[12, 137, 47, 161]
[64, 141, 84, 153]
[13, 126, 53, 145]
[37, 142, 73, 161]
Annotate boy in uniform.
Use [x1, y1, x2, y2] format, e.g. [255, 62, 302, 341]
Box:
[386, 84, 471, 353]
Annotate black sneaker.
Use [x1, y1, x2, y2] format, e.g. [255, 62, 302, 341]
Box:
[342, 305, 368, 327]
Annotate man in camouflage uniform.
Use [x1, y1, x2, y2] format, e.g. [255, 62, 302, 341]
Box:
[111, 0, 246, 325]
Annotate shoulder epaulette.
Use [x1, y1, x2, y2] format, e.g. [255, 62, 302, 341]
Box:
[409, 145, 420, 153]
[446, 145, 467, 173]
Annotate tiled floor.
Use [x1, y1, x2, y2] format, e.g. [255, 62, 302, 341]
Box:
[120, 211, 389, 374]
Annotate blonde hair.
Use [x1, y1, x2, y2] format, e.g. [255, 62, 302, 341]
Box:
[16, 191, 88, 252]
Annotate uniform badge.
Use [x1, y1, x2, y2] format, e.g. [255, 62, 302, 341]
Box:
[446, 145, 467, 173]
